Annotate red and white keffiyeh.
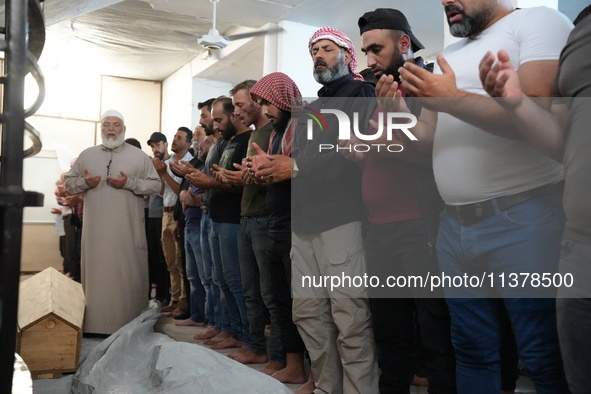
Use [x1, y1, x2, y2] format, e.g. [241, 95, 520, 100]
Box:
[250, 72, 302, 156]
[308, 26, 364, 81]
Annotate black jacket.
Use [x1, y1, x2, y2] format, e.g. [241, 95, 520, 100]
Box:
[291, 74, 375, 234]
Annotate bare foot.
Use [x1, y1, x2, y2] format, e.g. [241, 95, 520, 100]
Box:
[175, 318, 205, 327]
[271, 364, 307, 384]
[161, 302, 178, 313]
[166, 306, 181, 317]
[294, 372, 315, 394]
[202, 331, 231, 346]
[412, 375, 429, 387]
[260, 361, 284, 375]
[231, 349, 269, 365]
[209, 337, 243, 349]
[194, 326, 219, 340]
[228, 346, 249, 359]
[169, 307, 188, 318]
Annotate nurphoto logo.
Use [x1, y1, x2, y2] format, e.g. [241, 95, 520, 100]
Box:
[306, 109, 418, 153]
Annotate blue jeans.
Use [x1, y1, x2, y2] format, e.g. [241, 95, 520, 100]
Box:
[437, 193, 569, 393]
[557, 235, 591, 394]
[200, 213, 222, 330]
[210, 220, 249, 343]
[185, 228, 206, 323]
[239, 216, 283, 362]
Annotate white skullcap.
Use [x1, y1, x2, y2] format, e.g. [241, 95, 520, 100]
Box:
[100, 109, 125, 125]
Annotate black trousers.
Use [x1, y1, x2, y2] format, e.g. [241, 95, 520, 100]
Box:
[365, 219, 457, 394]
[146, 216, 169, 301]
[63, 214, 81, 282]
[266, 228, 306, 354]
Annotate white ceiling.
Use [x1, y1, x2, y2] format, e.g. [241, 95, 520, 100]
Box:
[1, 0, 589, 83]
[35, 0, 446, 82]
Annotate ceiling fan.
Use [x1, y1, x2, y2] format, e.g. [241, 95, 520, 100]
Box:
[198, 0, 283, 50]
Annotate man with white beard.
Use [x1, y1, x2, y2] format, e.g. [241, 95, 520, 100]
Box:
[65, 110, 161, 334]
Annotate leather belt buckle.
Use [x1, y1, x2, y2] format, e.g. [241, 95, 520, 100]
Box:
[445, 181, 564, 226]
[447, 201, 496, 226]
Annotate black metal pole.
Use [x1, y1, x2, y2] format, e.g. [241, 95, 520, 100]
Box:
[0, 0, 28, 390]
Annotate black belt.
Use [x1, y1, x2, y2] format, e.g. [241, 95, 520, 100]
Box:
[445, 181, 563, 226]
[163, 206, 175, 213]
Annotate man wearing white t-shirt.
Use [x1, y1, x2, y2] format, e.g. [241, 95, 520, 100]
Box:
[380, 1, 573, 393]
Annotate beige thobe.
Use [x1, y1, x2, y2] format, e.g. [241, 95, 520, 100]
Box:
[65, 143, 161, 334]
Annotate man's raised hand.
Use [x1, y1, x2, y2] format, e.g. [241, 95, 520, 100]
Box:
[84, 168, 101, 188]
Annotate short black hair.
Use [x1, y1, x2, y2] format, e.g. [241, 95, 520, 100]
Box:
[125, 138, 141, 149]
[198, 98, 216, 112]
[212, 96, 235, 117]
[177, 126, 193, 142]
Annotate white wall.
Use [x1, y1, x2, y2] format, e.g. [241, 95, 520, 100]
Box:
[273, 20, 322, 98]
[191, 77, 233, 127]
[27, 72, 162, 158]
[100, 76, 162, 154]
[28, 67, 102, 122]
[162, 63, 193, 139]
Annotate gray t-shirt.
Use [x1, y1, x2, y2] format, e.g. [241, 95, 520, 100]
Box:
[556, 15, 591, 244]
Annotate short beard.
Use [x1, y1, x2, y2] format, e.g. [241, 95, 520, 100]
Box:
[446, 4, 494, 38]
[221, 126, 237, 141]
[273, 110, 291, 134]
[201, 124, 214, 136]
[101, 133, 125, 150]
[384, 52, 406, 81]
[313, 51, 349, 85]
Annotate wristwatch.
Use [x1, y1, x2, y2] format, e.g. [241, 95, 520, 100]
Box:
[291, 159, 299, 178]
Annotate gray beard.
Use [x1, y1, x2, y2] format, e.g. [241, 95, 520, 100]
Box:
[313, 59, 349, 85]
[449, 8, 494, 38]
[450, 16, 479, 37]
[101, 133, 125, 150]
